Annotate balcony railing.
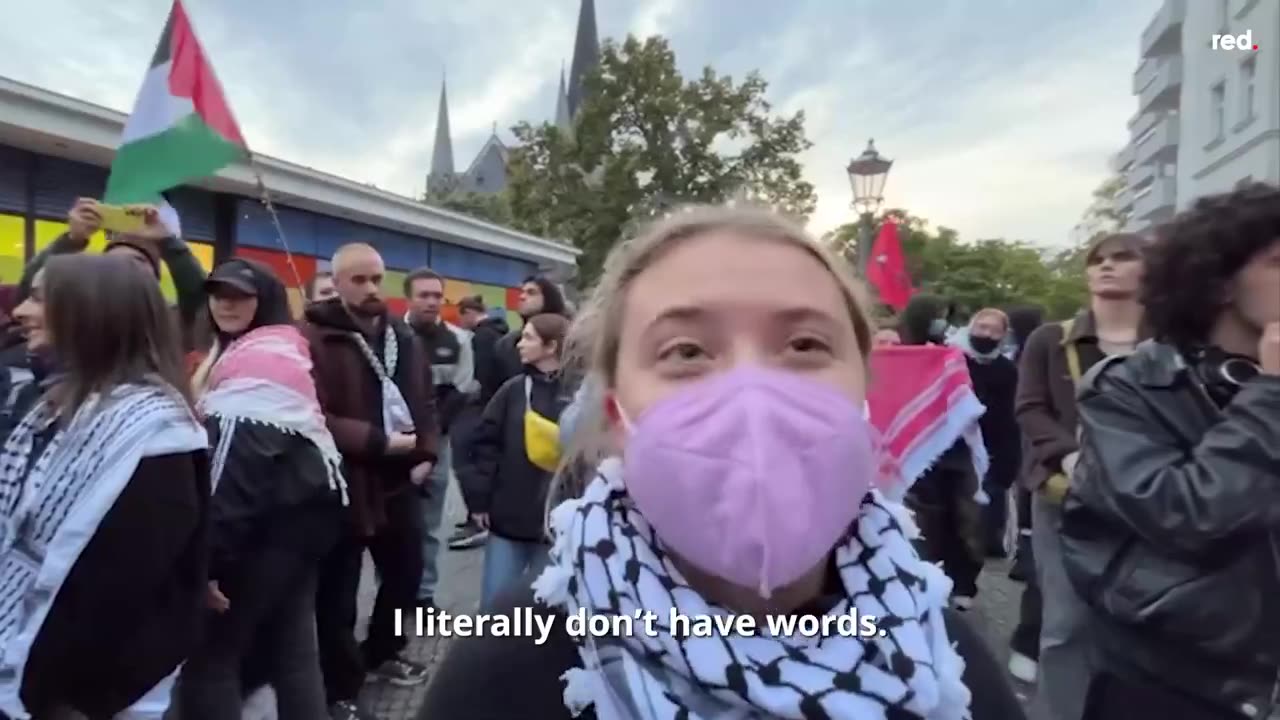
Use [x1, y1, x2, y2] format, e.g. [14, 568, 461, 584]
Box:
[1137, 55, 1183, 114]
[1141, 0, 1186, 58]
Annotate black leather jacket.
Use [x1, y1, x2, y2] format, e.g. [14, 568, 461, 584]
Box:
[1060, 340, 1280, 718]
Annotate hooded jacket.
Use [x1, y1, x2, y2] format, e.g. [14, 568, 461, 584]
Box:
[473, 315, 510, 403]
[302, 297, 438, 536]
[198, 260, 343, 581]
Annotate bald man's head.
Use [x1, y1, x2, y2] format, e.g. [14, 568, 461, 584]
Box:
[331, 243, 386, 317]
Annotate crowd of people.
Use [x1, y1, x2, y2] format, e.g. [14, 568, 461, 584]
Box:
[0, 182, 1273, 720]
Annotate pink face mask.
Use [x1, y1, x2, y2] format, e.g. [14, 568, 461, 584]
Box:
[617, 365, 877, 598]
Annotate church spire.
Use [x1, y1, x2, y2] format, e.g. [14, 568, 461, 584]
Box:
[566, 0, 599, 118]
[555, 62, 572, 131]
[427, 74, 455, 194]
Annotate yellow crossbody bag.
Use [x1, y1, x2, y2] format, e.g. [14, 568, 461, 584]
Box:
[523, 377, 563, 472]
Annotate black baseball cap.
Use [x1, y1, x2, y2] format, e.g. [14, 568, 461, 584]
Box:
[204, 261, 259, 296]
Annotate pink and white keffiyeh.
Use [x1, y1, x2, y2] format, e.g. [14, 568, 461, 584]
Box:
[198, 325, 347, 504]
[865, 345, 989, 503]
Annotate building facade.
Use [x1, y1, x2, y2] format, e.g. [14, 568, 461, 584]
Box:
[0, 75, 577, 324]
[1119, 0, 1278, 233]
[426, 0, 600, 198]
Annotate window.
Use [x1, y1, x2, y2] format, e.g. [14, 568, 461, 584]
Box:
[1210, 82, 1227, 141]
[1239, 57, 1257, 123]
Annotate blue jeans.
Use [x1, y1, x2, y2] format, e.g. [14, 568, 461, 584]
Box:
[480, 535, 548, 612]
[416, 439, 452, 601]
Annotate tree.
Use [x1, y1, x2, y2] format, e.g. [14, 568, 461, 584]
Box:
[421, 174, 515, 227]
[506, 35, 817, 286]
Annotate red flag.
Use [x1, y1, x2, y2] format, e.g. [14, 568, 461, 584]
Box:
[865, 218, 913, 310]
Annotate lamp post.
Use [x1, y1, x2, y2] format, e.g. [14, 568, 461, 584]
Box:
[846, 139, 893, 276]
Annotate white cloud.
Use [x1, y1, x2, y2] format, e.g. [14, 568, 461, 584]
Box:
[0, 0, 1159, 251]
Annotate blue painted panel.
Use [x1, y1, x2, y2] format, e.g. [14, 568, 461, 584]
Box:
[164, 187, 217, 242]
[312, 214, 368, 260]
[32, 156, 107, 219]
[234, 199, 318, 256]
[0, 145, 28, 213]
[371, 228, 429, 271]
[430, 239, 535, 286]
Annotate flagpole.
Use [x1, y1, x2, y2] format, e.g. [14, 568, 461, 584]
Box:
[245, 153, 307, 294]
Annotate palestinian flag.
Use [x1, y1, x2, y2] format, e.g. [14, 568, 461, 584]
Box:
[104, 0, 246, 204]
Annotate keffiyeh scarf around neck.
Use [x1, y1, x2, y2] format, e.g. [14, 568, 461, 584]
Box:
[199, 325, 348, 505]
[0, 381, 206, 718]
[533, 458, 971, 720]
[350, 323, 415, 435]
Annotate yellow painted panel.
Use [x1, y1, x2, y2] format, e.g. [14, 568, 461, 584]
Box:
[475, 283, 509, 310]
[189, 242, 214, 271]
[0, 214, 24, 284]
[34, 221, 108, 253]
[383, 269, 408, 299]
[443, 278, 471, 303]
[506, 310, 522, 329]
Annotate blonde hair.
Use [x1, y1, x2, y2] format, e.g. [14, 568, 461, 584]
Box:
[331, 243, 381, 275]
[969, 307, 1009, 331]
[547, 204, 877, 513]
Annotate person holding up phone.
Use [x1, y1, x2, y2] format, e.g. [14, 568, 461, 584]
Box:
[15, 197, 208, 350]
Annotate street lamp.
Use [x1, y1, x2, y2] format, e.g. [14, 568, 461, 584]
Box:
[846, 139, 893, 275]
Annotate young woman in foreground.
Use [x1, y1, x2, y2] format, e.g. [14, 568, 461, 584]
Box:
[421, 205, 1024, 720]
[0, 254, 209, 719]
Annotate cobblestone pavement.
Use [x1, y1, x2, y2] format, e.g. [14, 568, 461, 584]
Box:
[971, 556, 1036, 709]
[355, 481, 484, 720]
[355, 485, 1032, 719]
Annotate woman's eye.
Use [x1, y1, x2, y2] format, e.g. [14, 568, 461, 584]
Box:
[787, 336, 832, 355]
[658, 342, 706, 362]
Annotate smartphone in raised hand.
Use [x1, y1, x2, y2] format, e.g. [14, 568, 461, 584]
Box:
[96, 204, 148, 234]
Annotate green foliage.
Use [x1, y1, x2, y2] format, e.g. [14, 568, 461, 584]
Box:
[821, 169, 1130, 320]
[421, 175, 515, 227]
[506, 35, 817, 287]
[826, 208, 1086, 320]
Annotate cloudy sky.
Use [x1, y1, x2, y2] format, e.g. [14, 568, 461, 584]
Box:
[2, 0, 1159, 248]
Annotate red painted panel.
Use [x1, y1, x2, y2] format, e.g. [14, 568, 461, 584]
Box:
[233, 247, 317, 289]
[386, 298, 409, 316]
[441, 303, 460, 325]
[505, 287, 521, 309]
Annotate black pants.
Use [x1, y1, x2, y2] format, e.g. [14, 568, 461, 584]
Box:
[906, 468, 984, 597]
[981, 481, 1009, 554]
[1083, 672, 1249, 720]
[176, 547, 327, 719]
[316, 493, 424, 703]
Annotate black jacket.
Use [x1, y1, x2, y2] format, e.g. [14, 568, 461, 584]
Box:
[457, 369, 571, 541]
[23, 450, 210, 718]
[419, 570, 1027, 720]
[472, 317, 509, 404]
[1061, 340, 1280, 717]
[966, 354, 1022, 490]
[204, 420, 343, 583]
[408, 317, 467, 433]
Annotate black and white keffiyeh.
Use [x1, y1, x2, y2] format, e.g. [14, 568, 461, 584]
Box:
[533, 458, 971, 720]
[0, 382, 206, 718]
[350, 324, 415, 435]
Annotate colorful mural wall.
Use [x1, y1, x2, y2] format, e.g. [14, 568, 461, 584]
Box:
[0, 144, 538, 328]
[232, 199, 529, 327]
